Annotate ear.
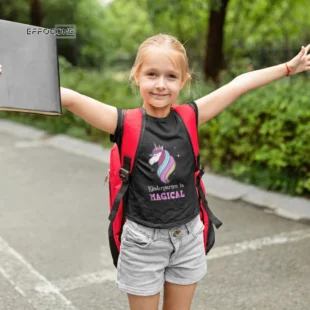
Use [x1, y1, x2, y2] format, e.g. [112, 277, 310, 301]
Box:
[180, 80, 186, 90]
[133, 71, 140, 87]
[180, 73, 190, 89]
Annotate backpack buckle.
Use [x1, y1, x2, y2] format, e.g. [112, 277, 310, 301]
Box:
[198, 164, 204, 178]
[119, 168, 129, 182]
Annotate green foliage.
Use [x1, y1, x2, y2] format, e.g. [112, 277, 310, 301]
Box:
[0, 0, 29, 23]
[141, 0, 209, 68]
[99, 0, 154, 68]
[143, 0, 208, 43]
[198, 76, 310, 196]
[225, 0, 310, 61]
[43, 0, 108, 67]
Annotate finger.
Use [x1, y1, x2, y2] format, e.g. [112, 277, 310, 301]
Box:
[305, 43, 310, 54]
[301, 46, 307, 61]
[300, 46, 305, 60]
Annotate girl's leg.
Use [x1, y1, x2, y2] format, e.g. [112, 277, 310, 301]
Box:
[127, 292, 160, 310]
[162, 281, 197, 310]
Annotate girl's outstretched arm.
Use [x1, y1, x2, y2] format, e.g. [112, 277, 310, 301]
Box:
[196, 44, 310, 125]
[61, 87, 118, 135]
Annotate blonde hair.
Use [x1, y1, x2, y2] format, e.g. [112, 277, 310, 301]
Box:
[129, 34, 192, 89]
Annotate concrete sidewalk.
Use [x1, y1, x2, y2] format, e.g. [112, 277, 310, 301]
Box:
[1, 119, 309, 223]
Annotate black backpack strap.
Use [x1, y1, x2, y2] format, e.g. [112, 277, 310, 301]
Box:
[108, 156, 131, 221]
[196, 164, 223, 229]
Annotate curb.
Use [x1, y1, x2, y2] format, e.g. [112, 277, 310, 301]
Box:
[1, 119, 310, 223]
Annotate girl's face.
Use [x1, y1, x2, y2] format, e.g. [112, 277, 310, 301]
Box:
[136, 48, 185, 116]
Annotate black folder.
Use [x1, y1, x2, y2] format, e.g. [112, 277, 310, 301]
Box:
[0, 20, 61, 116]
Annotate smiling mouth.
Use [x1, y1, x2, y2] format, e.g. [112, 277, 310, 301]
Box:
[151, 93, 168, 96]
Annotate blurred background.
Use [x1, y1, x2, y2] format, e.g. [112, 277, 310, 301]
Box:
[0, 0, 309, 197]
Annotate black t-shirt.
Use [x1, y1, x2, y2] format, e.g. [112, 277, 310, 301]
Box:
[110, 102, 200, 228]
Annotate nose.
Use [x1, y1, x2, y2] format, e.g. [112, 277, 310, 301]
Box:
[155, 77, 166, 89]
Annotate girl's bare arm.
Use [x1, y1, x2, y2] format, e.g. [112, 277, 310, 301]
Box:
[61, 87, 118, 135]
[196, 44, 310, 125]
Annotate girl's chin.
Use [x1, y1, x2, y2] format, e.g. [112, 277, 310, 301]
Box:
[150, 102, 170, 108]
[146, 99, 173, 108]
[149, 103, 171, 110]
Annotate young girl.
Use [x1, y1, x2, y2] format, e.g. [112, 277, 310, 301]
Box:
[0, 34, 309, 310]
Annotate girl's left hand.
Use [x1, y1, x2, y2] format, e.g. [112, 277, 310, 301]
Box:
[287, 44, 310, 75]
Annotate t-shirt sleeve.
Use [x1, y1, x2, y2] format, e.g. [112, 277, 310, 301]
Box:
[188, 101, 198, 127]
[110, 107, 123, 146]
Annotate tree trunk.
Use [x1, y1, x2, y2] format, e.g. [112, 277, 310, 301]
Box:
[30, 0, 44, 27]
[203, 0, 230, 84]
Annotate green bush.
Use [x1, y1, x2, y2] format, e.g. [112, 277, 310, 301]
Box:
[198, 77, 310, 197]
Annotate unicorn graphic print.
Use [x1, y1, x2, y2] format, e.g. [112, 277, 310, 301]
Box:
[149, 143, 176, 184]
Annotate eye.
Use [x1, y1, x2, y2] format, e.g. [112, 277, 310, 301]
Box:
[168, 74, 177, 79]
[147, 72, 156, 76]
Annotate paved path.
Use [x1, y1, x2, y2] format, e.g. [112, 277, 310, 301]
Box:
[1, 127, 310, 309]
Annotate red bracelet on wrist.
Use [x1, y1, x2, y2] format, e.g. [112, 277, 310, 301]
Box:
[285, 63, 291, 77]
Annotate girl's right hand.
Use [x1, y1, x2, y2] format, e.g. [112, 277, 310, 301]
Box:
[0, 64, 2, 73]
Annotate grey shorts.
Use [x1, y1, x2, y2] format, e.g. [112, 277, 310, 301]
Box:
[116, 214, 207, 296]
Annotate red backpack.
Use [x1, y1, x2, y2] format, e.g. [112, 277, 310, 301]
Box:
[108, 104, 222, 268]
